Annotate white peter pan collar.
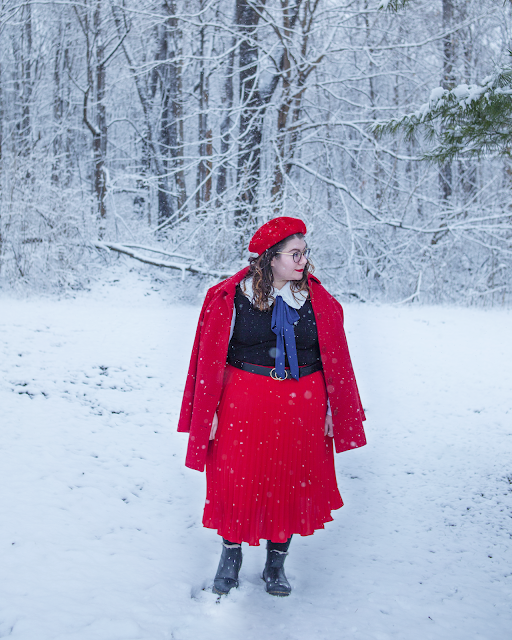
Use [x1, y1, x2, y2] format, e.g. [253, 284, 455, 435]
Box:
[241, 276, 308, 310]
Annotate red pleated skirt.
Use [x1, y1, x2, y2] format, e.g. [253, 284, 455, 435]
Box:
[203, 364, 343, 546]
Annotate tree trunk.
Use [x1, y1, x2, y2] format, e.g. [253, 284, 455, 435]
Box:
[196, 14, 212, 209]
[53, 25, 63, 185]
[365, 2, 383, 209]
[439, 0, 455, 202]
[159, 55, 174, 226]
[157, 0, 187, 225]
[21, 1, 32, 156]
[94, 0, 107, 236]
[271, 48, 291, 210]
[135, 130, 151, 223]
[217, 34, 236, 201]
[53, 17, 71, 186]
[271, 0, 306, 211]
[155, 5, 173, 225]
[205, 133, 213, 203]
[11, 2, 33, 156]
[81, 0, 108, 237]
[166, 0, 187, 216]
[235, 0, 264, 224]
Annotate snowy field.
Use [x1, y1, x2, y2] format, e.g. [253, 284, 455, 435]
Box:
[0, 272, 511, 640]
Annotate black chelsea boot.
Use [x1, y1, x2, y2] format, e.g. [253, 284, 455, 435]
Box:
[212, 540, 243, 596]
[262, 539, 292, 596]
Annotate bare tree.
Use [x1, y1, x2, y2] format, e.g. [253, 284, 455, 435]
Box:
[74, 0, 117, 238]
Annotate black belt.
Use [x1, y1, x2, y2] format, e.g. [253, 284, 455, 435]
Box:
[228, 358, 322, 381]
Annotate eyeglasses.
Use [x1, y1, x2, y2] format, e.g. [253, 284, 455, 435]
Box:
[276, 248, 311, 263]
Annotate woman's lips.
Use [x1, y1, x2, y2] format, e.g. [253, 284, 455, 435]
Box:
[295, 268, 304, 272]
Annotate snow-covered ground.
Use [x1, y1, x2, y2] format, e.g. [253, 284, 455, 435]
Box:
[1, 273, 511, 640]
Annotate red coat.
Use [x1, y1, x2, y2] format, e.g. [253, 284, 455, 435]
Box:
[177, 267, 366, 471]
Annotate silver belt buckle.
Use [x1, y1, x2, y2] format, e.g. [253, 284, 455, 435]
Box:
[270, 368, 288, 381]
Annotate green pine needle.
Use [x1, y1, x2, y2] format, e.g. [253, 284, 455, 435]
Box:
[372, 65, 512, 163]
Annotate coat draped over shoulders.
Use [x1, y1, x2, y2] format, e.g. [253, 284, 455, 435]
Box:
[177, 267, 366, 471]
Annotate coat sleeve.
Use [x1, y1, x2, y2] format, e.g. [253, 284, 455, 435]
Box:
[332, 297, 365, 419]
[177, 286, 217, 433]
[313, 283, 366, 453]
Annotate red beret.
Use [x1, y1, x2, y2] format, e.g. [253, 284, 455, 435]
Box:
[249, 217, 307, 255]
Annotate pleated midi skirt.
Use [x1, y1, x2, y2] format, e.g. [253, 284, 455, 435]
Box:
[203, 364, 343, 546]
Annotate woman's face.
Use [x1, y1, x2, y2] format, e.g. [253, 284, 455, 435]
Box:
[270, 236, 308, 287]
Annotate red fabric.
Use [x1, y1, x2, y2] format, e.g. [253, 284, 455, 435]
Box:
[177, 268, 366, 472]
[248, 216, 307, 255]
[202, 365, 343, 546]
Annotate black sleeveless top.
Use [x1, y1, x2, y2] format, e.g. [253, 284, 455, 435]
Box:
[227, 284, 322, 368]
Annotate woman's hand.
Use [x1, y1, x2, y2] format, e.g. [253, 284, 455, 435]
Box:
[209, 412, 219, 440]
[324, 413, 334, 438]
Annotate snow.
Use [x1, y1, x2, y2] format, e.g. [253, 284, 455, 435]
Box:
[428, 87, 447, 104]
[450, 83, 488, 107]
[0, 273, 511, 640]
[413, 81, 489, 122]
[451, 84, 470, 99]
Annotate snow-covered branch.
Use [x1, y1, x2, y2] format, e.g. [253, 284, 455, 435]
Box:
[372, 66, 512, 162]
[95, 243, 233, 279]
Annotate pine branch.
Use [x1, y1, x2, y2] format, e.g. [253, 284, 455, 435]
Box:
[372, 65, 512, 162]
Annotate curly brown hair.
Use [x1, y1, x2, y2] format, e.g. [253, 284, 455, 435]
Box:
[242, 233, 314, 311]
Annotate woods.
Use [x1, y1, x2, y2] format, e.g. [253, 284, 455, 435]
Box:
[0, 0, 511, 304]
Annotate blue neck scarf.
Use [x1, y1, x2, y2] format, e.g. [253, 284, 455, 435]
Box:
[271, 295, 300, 380]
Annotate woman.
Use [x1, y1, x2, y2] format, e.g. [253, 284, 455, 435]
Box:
[178, 217, 366, 597]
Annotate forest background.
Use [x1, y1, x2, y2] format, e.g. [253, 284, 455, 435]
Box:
[1, 0, 511, 305]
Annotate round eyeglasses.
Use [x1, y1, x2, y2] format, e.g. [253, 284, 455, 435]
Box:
[276, 248, 311, 263]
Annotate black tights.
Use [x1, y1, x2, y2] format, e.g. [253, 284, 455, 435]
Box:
[222, 536, 293, 552]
